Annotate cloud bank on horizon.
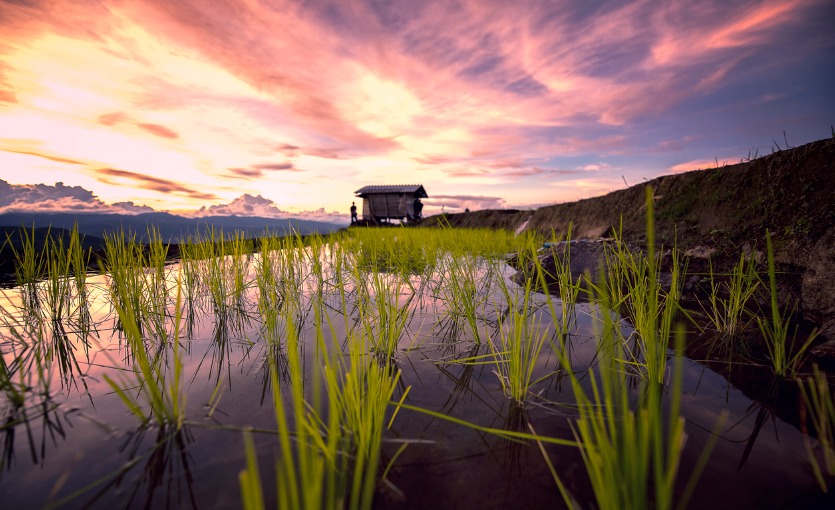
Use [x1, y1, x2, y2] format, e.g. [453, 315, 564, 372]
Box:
[0, 179, 346, 223]
[0, 0, 833, 216]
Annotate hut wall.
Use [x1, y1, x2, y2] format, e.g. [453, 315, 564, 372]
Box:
[362, 193, 415, 220]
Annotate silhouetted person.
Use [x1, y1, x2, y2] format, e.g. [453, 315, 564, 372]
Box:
[413, 198, 423, 220]
[350, 202, 358, 224]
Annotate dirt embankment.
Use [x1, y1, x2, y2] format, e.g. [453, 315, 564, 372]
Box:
[420, 137, 835, 340]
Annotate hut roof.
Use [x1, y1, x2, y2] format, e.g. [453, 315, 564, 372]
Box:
[354, 184, 428, 198]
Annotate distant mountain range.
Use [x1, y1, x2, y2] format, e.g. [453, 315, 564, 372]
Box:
[0, 211, 342, 243]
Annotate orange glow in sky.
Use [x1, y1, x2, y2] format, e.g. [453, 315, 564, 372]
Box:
[1, 0, 832, 220]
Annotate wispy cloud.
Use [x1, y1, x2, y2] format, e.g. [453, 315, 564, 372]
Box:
[253, 162, 297, 171]
[276, 143, 343, 160]
[1, 147, 87, 166]
[97, 112, 180, 139]
[136, 123, 179, 139]
[0, 0, 831, 213]
[226, 167, 263, 179]
[225, 161, 300, 179]
[96, 167, 217, 200]
[579, 163, 611, 171]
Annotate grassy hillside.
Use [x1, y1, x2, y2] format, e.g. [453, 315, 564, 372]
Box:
[425, 138, 833, 259]
[421, 137, 835, 339]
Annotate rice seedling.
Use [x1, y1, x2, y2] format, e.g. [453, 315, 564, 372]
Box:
[177, 236, 204, 314]
[485, 276, 557, 406]
[436, 248, 488, 344]
[67, 225, 95, 341]
[510, 192, 723, 509]
[538, 230, 583, 339]
[543, 292, 721, 510]
[334, 231, 415, 356]
[322, 333, 406, 509]
[757, 230, 818, 376]
[103, 230, 149, 335]
[239, 429, 265, 510]
[798, 364, 835, 492]
[242, 351, 343, 509]
[5, 224, 46, 317]
[426, 227, 528, 348]
[301, 235, 332, 329]
[600, 187, 684, 384]
[350, 228, 433, 279]
[144, 227, 171, 293]
[200, 229, 235, 316]
[103, 275, 187, 429]
[40, 233, 74, 324]
[183, 227, 254, 321]
[0, 227, 96, 394]
[572, 321, 686, 510]
[7, 220, 820, 507]
[254, 236, 285, 345]
[132, 227, 174, 340]
[700, 252, 760, 338]
[240, 299, 407, 510]
[432, 236, 562, 405]
[229, 231, 254, 307]
[275, 238, 317, 341]
[357, 266, 415, 360]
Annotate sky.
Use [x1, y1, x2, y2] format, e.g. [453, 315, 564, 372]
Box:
[0, 0, 833, 222]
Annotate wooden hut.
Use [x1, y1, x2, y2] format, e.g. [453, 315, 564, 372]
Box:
[354, 184, 428, 223]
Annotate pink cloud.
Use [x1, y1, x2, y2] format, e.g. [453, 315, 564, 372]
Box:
[1, 147, 87, 166]
[0, 178, 153, 214]
[193, 194, 287, 218]
[136, 122, 179, 139]
[276, 143, 343, 160]
[111, 201, 155, 214]
[224, 161, 299, 179]
[97, 112, 129, 126]
[96, 167, 217, 200]
[253, 162, 296, 171]
[5, 1, 824, 142]
[97, 111, 180, 139]
[227, 167, 263, 179]
[414, 155, 462, 165]
[0, 0, 828, 214]
[0, 61, 16, 104]
[446, 167, 488, 177]
[0, 179, 344, 221]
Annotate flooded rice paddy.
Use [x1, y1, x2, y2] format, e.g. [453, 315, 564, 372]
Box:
[0, 230, 833, 509]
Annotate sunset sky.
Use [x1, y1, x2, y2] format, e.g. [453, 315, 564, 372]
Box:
[1, 0, 833, 221]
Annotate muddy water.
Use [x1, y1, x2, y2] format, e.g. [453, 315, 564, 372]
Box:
[0, 254, 831, 509]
